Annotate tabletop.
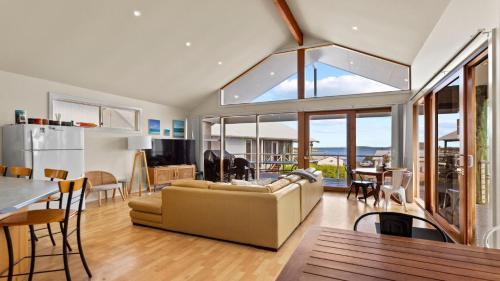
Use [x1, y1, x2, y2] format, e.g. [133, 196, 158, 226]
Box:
[0, 177, 59, 214]
[277, 226, 500, 281]
[353, 167, 382, 175]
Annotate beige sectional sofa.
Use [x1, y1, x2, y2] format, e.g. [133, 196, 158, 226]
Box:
[129, 169, 323, 249]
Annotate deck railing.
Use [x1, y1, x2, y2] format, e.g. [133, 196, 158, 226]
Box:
[228, 152, 387, 182]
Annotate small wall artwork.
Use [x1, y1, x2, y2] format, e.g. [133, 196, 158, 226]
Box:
[148, 119, 161, 135]
[164, 128, 171, 136]
[172, 119, 185, 138]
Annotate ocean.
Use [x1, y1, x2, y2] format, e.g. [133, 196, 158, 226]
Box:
[311, 146, 391, 161]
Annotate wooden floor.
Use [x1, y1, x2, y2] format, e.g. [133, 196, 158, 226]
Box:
[30, 192, 426, 281]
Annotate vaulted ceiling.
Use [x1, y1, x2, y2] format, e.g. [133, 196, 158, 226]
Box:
[0, 0, 449, 109]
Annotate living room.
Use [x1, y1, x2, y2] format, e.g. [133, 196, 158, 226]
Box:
[0, 0, 500, 280]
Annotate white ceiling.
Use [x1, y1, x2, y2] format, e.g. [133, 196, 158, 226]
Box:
[288, 0, 450, 64]
[0, 0, 290, 109]
[0, 0, 449, 109]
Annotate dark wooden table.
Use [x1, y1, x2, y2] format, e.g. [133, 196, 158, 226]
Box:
[353, 168, 402, 204]
[277, 226, 500, 281]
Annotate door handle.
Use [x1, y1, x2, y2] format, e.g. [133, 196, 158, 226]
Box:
[467, 155, 474, 168]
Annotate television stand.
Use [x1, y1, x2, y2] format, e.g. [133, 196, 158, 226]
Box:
[148, 165, 196, 191]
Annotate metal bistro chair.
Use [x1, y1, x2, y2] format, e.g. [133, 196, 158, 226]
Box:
[346, 165, 377, 204]
[380, 170, 412, 211]
[0, 178, 92, 281]
[233, 158, 255, 181]
[483, 226, 500, 248]
[354, 211, 447, 242]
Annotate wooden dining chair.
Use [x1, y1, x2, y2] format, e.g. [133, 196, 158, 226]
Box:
[0, 165, 7, 177]
[35, 168, 69, 246]
[0, 178, 92, 280]
[9, 166, 32, 179]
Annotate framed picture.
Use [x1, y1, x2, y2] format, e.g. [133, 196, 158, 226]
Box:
[164, 128, 171, 136]
[172, 119, 185, 138]
[148, 119, 161, 135]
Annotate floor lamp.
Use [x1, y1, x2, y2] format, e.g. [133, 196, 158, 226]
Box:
[128, 135, 152, 196]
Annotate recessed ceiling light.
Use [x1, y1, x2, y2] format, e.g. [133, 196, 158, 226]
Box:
[185, 42, 191, 47]
[218, 61, 223, 65]
[349, 61, 354, 65]
[270, 71, 275, 76]
[133, 10, 141, 17]
[352, 26, 358, 31]
[234, 95, 239, 99]
[404, 78, 409, 82]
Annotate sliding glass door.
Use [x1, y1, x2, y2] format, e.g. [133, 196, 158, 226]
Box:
[434, 74, 466, 238]
[303, 108, 392, 189]
[307, 114, 348, 188]
[413, 48, 491, 244]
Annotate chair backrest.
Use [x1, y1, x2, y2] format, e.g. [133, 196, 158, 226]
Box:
[0, 165, 6, 177]
[57, 178, 88, 223]
[9, 166, 33, 179]
[354, 211, 447, 242]
[345, 165, 354, 181]
[401, 171, 413, 190]
[483, 226, 500, 248]
[85, 171, 117, 186]
[234, 158, 250, 168]
[44, 168, 69, 181]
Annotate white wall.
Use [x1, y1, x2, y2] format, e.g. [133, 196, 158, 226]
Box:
[0, 70, 187, 182]
[411, 0, 499, 92]
[405, 0, 500, 245]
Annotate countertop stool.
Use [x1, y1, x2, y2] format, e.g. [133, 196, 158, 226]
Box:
[0, 178, 92, 281]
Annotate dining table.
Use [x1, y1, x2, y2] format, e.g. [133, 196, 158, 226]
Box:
[0, 176, 60, 215]
[0, 177, 60, 276]
[353, 167, 401, 204]
[277, 226, 500, 281]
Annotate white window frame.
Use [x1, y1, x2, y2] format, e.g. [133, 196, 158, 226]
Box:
[48, 92, 143, 133]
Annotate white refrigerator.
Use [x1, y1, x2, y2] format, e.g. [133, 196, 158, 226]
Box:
[2, 124, 85, 208]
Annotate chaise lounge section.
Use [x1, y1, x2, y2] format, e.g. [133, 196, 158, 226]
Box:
[129, 169, 323, 249]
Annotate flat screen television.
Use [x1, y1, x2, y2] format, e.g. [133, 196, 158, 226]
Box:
[145, 139, 196, 166]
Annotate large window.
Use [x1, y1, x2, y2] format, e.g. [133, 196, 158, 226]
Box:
[221, 51, 298, 105]
[202, 113, 297, 182]
[305, 45, 409, 99]
[220, 45, 410, 106]
[355, 112, 392, 168]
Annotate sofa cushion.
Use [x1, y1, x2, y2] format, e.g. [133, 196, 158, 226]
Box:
[128, 198, 162, 215]
[171, 179, 211, 189]
[285, 174, 302, 183]
[288, 169, 318, 183]
[305, 167, 316, 173]
[130, 210, 162, 224]
[265, 178, 291, 193]
[209, 183, 270, 193]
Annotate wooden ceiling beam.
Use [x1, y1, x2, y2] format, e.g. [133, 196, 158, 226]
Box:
[273, 0, 303, 46]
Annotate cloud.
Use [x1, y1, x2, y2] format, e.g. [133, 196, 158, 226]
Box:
[258, 74, 398, 101]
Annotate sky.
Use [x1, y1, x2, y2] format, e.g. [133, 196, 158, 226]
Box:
[253, 63, 395, 147]
[253, 63, 398, 102]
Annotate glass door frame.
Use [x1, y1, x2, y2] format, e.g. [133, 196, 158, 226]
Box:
[431, 70, 467, 243]
[413, 46, 488, 244]
[300, 107, 392, 189]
